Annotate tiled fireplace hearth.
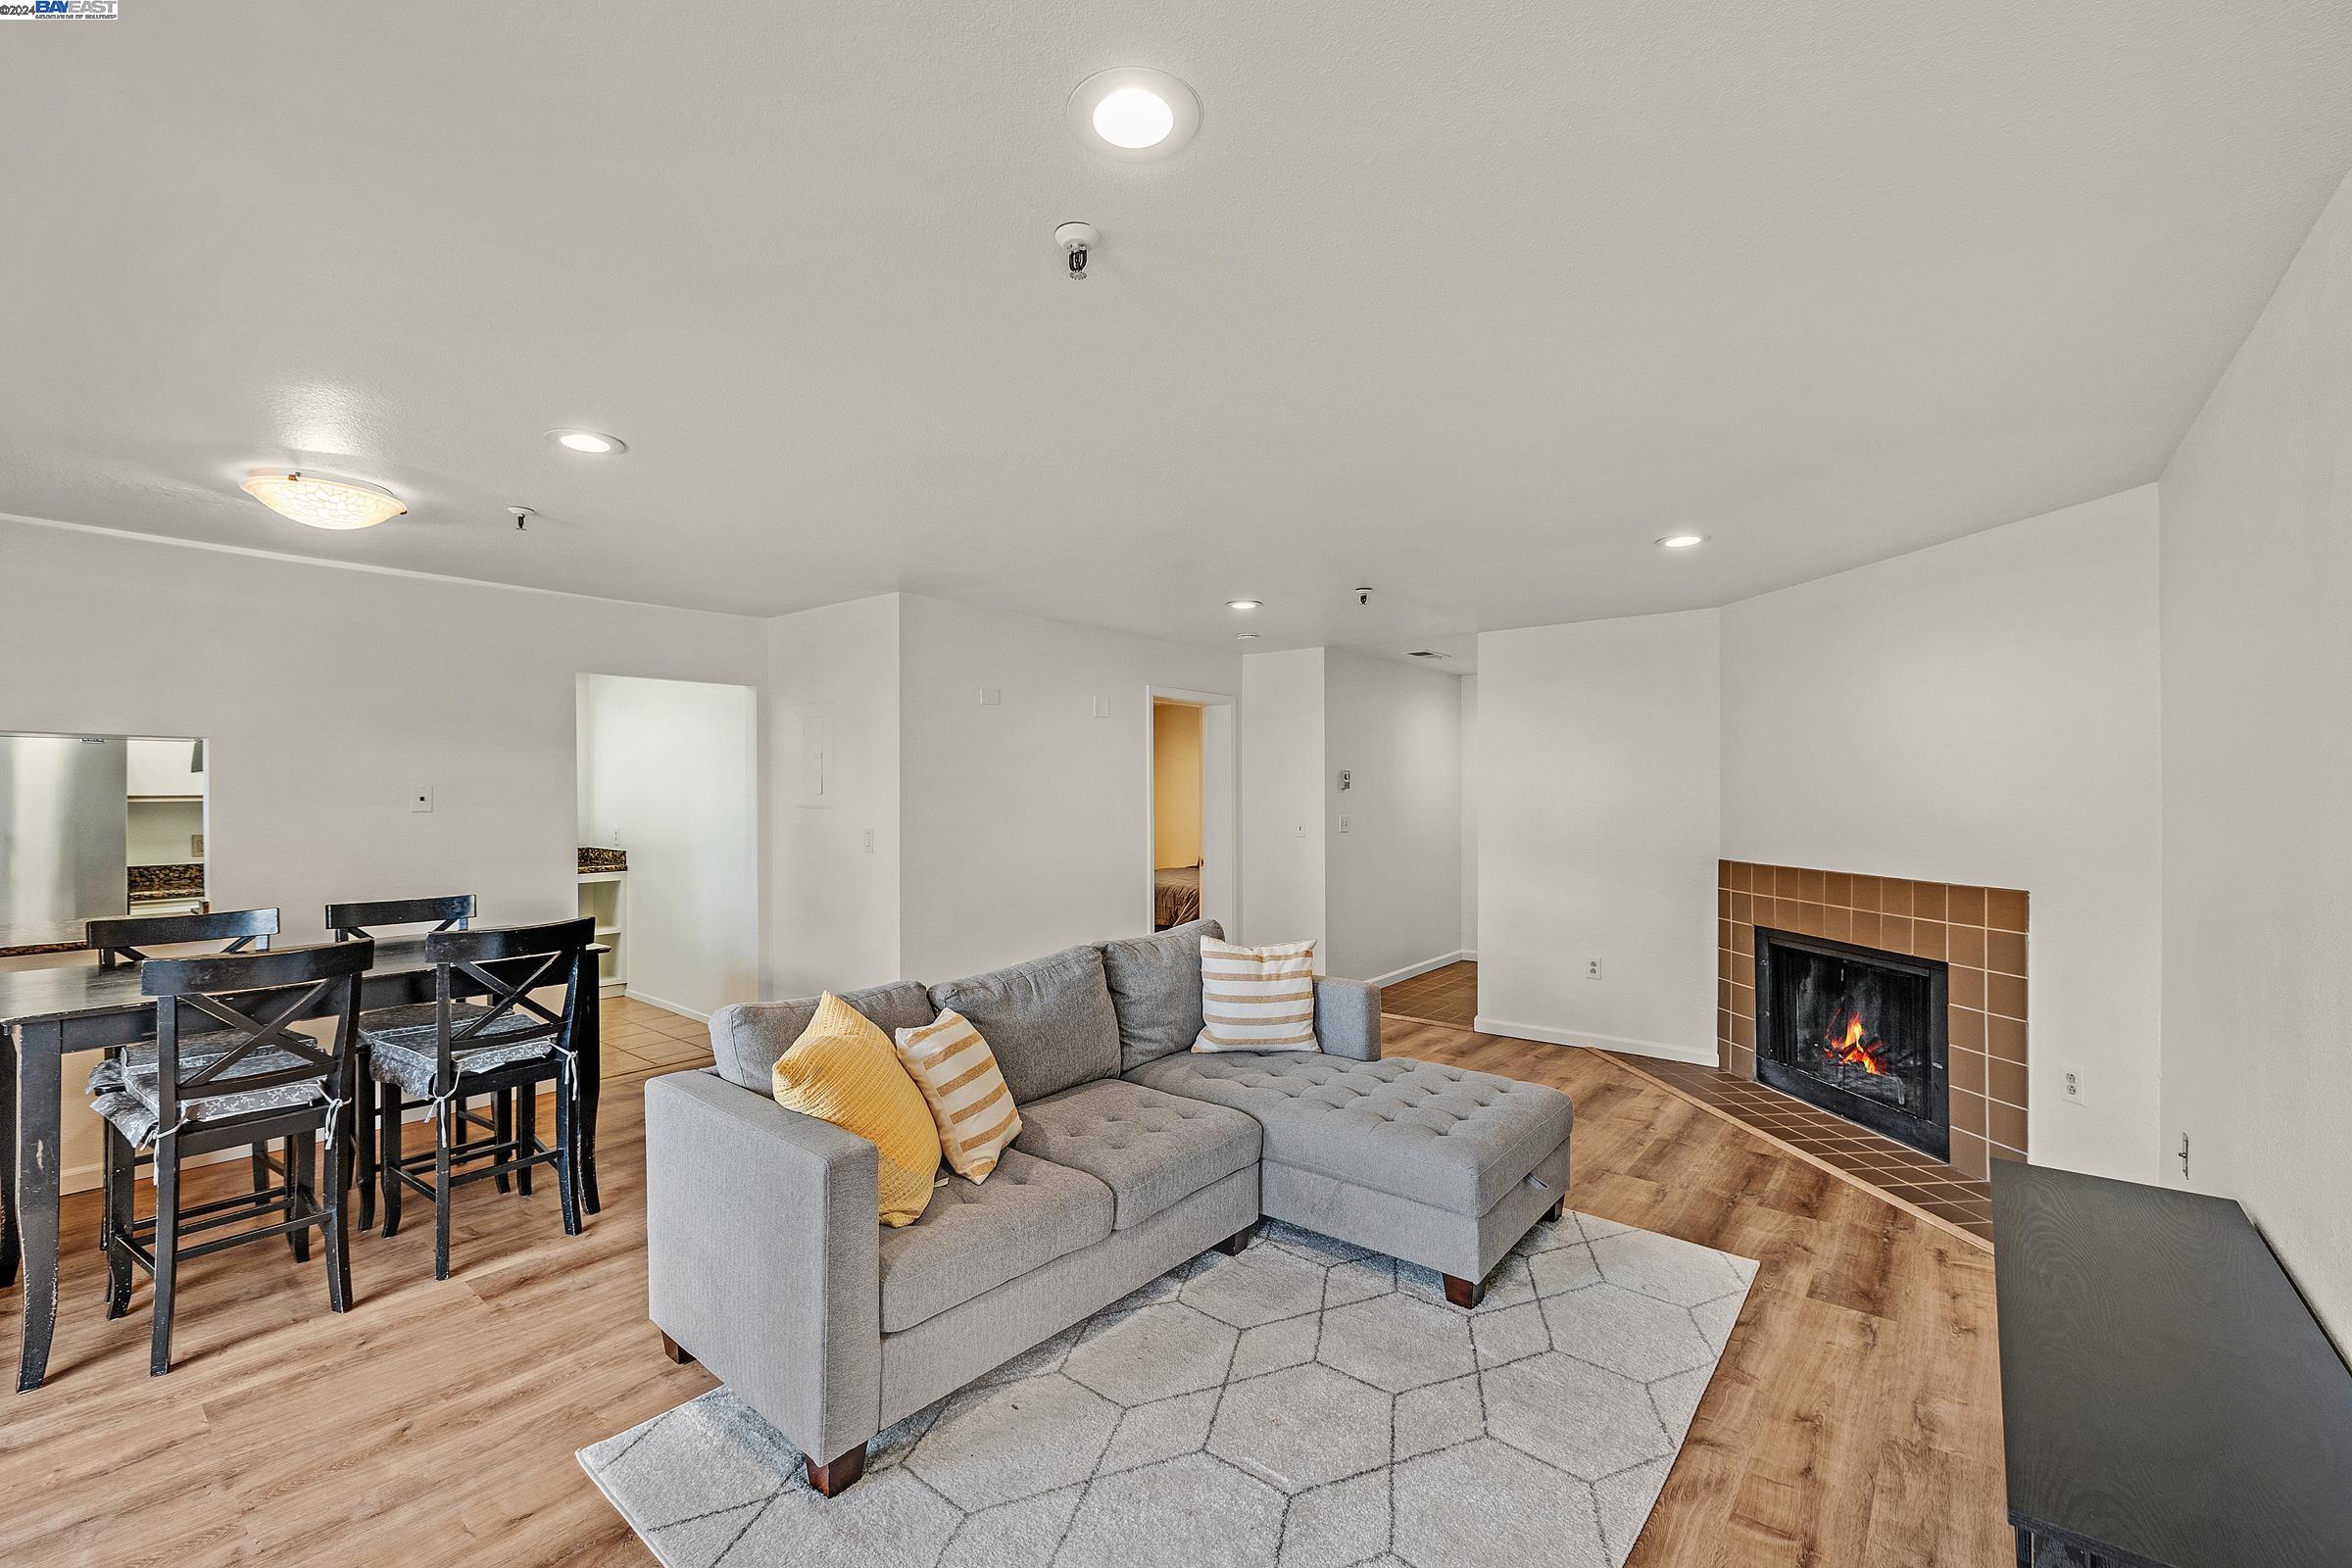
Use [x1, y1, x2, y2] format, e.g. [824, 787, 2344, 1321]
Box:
[1719, 861, 2028, 1179]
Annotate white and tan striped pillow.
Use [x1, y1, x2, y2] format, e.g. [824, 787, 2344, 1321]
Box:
[894, 1009, 1022, 1181]
[1194, 936, 1321, 1054]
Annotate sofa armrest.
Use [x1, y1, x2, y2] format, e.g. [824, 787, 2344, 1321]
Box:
[645, 1068, 882, 1464]
[1315, 977, 1382, 1061]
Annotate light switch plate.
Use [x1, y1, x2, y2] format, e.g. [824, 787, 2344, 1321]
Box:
[1338, 814, 1352, 833]
[979, 687, 1003, 707]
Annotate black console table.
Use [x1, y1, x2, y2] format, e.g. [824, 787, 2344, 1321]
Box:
[1992, 1161, 2352, 1567]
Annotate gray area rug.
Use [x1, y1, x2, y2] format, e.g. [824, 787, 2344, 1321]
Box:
[581, 1211, 1756, 1568]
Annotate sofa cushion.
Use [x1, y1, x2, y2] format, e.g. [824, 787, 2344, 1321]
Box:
[876, 1149, 1113, 1332]
[1100, 918, 1223, 1073]
[1128, 1052, 1573, 1217]
[707, 981, 935, 1091]
[928, 945, 1120, 1105]
[1011, 1079, 1260, 1231]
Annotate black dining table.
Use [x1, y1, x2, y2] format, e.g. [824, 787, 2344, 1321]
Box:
[0, 936, 604, 1392]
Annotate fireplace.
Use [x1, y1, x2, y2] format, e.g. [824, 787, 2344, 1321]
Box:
[1754, 927, 1949, 1160]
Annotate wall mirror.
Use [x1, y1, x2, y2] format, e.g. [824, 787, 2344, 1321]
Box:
[0, 733, 208, 956]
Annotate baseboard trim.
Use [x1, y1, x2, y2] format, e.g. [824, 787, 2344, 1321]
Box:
[623, 990, 710, 1024]
[1470, 1014, 1717, 1065]
[1363, 951, 1469, 989]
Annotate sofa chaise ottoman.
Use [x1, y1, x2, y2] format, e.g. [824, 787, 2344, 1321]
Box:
[645, 919, 1574, 1494]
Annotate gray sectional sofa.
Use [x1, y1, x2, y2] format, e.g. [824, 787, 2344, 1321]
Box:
[644, 919, 1574, 1495]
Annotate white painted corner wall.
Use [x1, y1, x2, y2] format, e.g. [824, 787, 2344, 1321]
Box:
[1474, 611, 1723, 1061]
[2158, 165, 2352, 1341]
[762, 594, 904, 999]
[1321, 651, 1464, 984]
[1240, 648, 1328, 952]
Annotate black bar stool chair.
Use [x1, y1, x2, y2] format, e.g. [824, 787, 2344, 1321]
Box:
[83, 908, 290, 1246]
[370, 917, 594, 1279]
[90, 939, 370, 1375]
[325, 895, 488, 1228]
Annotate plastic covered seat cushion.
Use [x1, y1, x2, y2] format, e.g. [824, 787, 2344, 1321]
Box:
[368, 1037, 556, 1098]
[1127, 1053, 1574, 1216]
[1011, 1079, 1259, 1231]
[84, 1028, 315, 1097]
[876, 1149, 1113, 1333]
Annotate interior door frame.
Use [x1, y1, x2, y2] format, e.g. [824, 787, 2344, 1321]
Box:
[1143, 685, 1239, 939]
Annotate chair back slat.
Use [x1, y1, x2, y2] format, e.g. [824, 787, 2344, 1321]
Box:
[325, 894, 474, 941]
[137, 941, 372, 1133]
[417, 918, 593, 1095]
[87, 907, 277, 970]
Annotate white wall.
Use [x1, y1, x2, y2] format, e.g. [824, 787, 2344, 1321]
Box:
[895, 594, 1243, 981]
[1459, 675, 1479, 957]
[1476, 612, 1722, 1059]
[1721, 487, 2165, 1180]
[763, 594, 903, 999]
[0, 517, 767, 1191]
[1241, 648, 1327, 952]
[2159, 167, 2352, 1339]
[1322, 651, 1463, 983]
[577, 673, 759, 1020]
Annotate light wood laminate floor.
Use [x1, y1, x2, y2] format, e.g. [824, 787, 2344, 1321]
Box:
[0, 1005, 2007, 1566]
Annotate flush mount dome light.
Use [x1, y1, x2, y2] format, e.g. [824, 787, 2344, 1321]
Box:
[241, 468, 406, 530]
[549, 429, 626, 454]
[1657, 533, 1707, 549]
[1226, 599, 1262, 610]
[1067, 68, 1200, 160]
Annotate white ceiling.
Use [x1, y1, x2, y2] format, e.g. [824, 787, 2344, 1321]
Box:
[4, 2, 2350, 665]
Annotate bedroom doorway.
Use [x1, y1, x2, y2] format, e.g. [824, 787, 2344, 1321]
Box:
[1146, 688, 1237, 935]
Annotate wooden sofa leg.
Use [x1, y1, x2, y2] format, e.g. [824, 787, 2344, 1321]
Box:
[806, 1442, 867, 1497]
[1444, 1272, 1487, 1309]
[659, 1331, 696, 1365]
[1214, 1227, 1251, 1256]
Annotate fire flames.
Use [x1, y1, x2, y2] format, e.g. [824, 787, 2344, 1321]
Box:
[1825, 1011, 1888, 1076]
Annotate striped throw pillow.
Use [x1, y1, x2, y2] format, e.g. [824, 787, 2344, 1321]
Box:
[1194, 936, 1320, 1054]
[894, 1009, 1022, 1181]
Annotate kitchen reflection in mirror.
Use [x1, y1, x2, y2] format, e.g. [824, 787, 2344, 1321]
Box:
[0, 733, 208, 956]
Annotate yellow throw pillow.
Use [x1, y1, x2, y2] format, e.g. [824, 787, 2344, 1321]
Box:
[895, 1009, 1022, 1182]
[771, 993, 941, 1227]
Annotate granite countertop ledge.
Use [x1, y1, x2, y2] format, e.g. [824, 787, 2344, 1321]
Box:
[578, 847, 627, 873]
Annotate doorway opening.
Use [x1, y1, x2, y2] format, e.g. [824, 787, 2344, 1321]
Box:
[1146, 688, 1238, 935]
[574, 674, 759, 1024]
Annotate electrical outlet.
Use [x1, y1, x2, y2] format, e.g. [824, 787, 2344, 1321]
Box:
[979, 687, 1002, 707]
[1586, 957, 1603, 979]
[862, 827, 875, 854]
[1338, 814, 1352, 834]
[1092, 697, 1110, 718]
[2060, 1067, 2086, 1104]
[409, 787, 434, 813]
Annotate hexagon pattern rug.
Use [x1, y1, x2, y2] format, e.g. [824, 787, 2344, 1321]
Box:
[580, 1211, 1756, 1568]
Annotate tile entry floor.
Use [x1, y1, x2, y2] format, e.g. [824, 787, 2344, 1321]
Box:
[1377, 962, 1993, 1245]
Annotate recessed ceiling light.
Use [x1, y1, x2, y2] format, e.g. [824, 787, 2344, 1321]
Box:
[1067, 68, 1200, 161]
[549, 429, 626, 454]
[1226, 599, 1263, 611]
[241, 468, 406, 530]
[1657, 534, 1706, 549]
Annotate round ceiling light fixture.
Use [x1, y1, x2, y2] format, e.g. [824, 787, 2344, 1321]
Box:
[1067, 68, 1200, 160]
[241, 468, 406, 530]
[1226, 598, 1262, 611]
[549, 429, 626, 455]
[1657, 533, 1707, 550]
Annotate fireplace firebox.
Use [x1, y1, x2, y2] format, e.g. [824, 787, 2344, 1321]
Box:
[1754, 927, 1949, 1160]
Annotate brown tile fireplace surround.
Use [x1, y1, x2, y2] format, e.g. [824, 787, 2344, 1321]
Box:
[1718, 861, 2028, 1179]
